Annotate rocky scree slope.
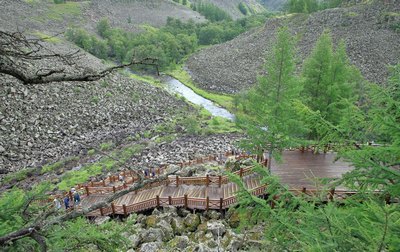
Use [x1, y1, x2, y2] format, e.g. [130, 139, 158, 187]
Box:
[0, 0, 205, 35]
[0, 40, 189, 174]
[186, 2, 400, 94]
[86, 0, 206, 33]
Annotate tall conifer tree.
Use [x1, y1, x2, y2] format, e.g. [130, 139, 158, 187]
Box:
[236, 26, 302, 171]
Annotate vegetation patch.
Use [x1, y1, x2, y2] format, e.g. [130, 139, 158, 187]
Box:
[37, 1, 83, 22]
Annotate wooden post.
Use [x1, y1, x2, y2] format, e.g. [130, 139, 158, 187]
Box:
[184, 194, 188, 209]
[328, 188, 335, 201]
[239, 168, 243, 178]
[123, 183, 127, 189]
[302, 187, 306, 194]
[100, 207, 104, 216]
[176, 175, 179, 187]
[180, 162, 183, 168]
[218, 176, 222, 188]
[219, 198, 223, 211]
[206, 196, 209, 210]
[102, 180, 106, 187]
[206, 175, 209, 187]
[156, 195, 160, 207]
[123, 204, 128, 217]
[91, 181, 94, 187]
[68, 191, 73, 201]
[168, 196, 172, 205]
[111, 203, 115, 215]
[113, 186, 116, 193]
[85, 186, 89, 196]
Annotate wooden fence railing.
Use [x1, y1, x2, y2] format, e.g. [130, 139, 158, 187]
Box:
[89, 184, 269, 217]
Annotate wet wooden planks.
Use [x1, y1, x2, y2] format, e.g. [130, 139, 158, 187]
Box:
[271, 151, 353, 189]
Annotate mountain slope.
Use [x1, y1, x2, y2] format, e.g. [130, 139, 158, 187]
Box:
[192, 0, 267, 19]
[186, 2, 400, 93]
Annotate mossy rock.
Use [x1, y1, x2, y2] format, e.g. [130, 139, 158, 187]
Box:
[146, 215, 157, 228]
[184, 213, 201, 232]
[228, 211, 240, 228]
[197, 222, 208, 232]
[171, 217, 185, 235]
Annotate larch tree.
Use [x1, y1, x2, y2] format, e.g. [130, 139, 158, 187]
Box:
[236, 26, 303, 171]
[301, 31, 362, 146]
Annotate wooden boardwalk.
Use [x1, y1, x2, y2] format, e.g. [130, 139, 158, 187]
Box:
[74, 150, 354, 217]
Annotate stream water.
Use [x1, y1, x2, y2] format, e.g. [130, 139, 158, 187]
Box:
[163, 76, 235, 121]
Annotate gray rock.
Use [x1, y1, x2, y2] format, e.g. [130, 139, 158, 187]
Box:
[94, 216, 110, 225]
[205, 210, 221, 220]
[155, 219, 174, 241]
[168, 235, 190, 250]
[184, 213, 201, 232]
[139, 242, 163, 252]
[128, 234, 141, 249]
[207, 220, 226, 238]
[171, 217, 185, 235]
[178, 208, 191, 218]
[140, 228, 164, 243]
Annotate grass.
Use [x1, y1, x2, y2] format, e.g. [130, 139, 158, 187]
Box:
[126, 72, 164, 88]
[100, 142, 113, 151]
[32, 31, 62, 43]
[34, 1, 84, 22]
[56, 143, 145, 191]
[167, 66, 235, 111]
[1, 168, 35, 185]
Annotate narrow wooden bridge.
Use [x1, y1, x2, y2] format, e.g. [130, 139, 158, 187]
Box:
[61, 150, 355, 217]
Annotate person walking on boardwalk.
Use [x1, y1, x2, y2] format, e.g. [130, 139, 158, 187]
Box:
[73, 191, 81, 206]
[63, 196, 70, 209]
[54, 198, 61, 210]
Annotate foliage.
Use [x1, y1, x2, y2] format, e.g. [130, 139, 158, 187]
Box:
[66, 13, 271, 71]
[238, 2, 249, 15]
[191, 1, 232, 22]
[286, 0, 343, 13]
[236, 27, 302, 170]
[300, 31, 364, 145]
[47, 217, 129, 251]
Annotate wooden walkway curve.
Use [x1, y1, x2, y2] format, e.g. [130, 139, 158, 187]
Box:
[71, 151, 355, 217]
[37, 151, 357, 217]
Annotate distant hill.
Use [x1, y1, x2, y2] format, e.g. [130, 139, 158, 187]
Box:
[186, 1, 400, 94]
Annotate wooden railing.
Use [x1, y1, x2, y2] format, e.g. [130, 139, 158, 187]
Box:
[88, 184, 268, 217]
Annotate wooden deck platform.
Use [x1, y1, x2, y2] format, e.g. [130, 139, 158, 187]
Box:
[76, 150, 354, 217]
[271, 150, 353, 189]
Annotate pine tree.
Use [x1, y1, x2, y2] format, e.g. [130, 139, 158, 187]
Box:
[301, 32, 361, 144]
[236, 27, 302, 171]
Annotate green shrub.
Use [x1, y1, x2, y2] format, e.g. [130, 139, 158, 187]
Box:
[53, 0, 65, 4]
[238, 2, 248, 15]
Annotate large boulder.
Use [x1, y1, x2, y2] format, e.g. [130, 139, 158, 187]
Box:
[128, 233, 141, 249]
[140, 228, 164, 243]
[171, 217, 185, 235]
[145, 215, 157, 228]
[184, 213, 201, 232]
[207, 220, 226, 238]
[155, 219, 174, 241]
[168, 235, 190, 250]
[139, 242, 163, 252]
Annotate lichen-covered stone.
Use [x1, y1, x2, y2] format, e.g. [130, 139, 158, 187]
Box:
[184, 213, 201, 232]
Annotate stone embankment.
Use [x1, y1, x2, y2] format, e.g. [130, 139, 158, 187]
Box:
[186, 2, 400, 94]
[108, 205, 265, 252]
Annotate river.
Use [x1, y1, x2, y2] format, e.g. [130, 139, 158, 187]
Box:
[163, 76, 235, 121]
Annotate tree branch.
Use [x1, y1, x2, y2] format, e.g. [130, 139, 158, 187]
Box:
[0, 168, 177, 247]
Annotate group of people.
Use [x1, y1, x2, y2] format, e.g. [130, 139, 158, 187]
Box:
[53, 187, 81, 210]
[143, 168, 156, 178]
